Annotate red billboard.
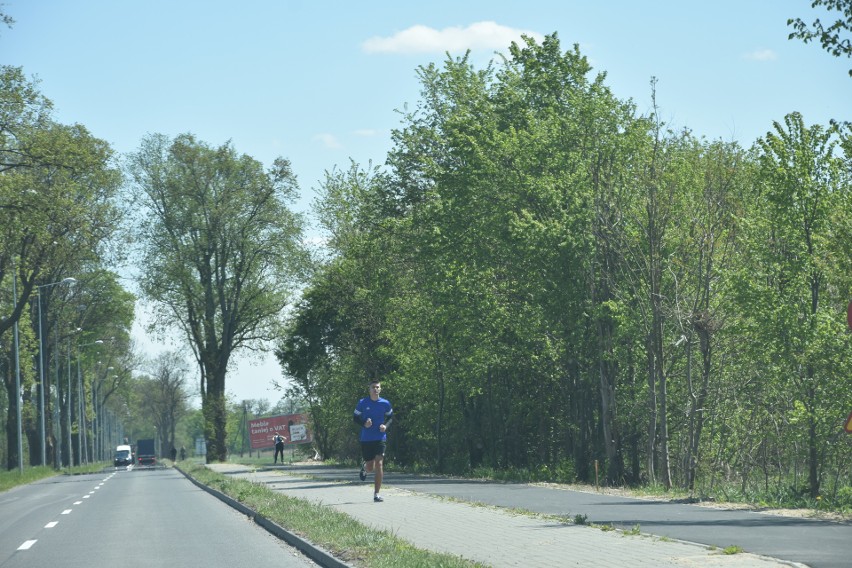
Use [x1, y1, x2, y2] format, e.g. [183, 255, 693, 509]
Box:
[248, 413, 312, 449]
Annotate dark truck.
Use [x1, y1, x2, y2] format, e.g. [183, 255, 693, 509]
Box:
[136, 438, 157, 467]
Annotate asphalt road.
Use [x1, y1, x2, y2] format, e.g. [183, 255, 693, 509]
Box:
[0, 467, 316, 568]
[275, 464, 851, 568]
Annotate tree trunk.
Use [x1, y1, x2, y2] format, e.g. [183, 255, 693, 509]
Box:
[591, 232, 624, 485]
[3, 363, 21, 470]
[686, 317, 712, 491]
[645, 331, 657, 485]
[807, 380, 820, 498]
[597, 316, 624, 485]
[203, 390, 227, 463]
[203, 364, 228, 463]
[806, 269, 820, 498]
[646, 170, 671, 489]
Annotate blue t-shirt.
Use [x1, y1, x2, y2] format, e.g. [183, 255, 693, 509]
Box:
[354, 396, 393, 442]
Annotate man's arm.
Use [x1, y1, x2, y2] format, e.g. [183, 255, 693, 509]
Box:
[353, 403, 366, 426]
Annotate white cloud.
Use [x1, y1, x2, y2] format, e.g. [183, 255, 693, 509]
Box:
[353, 128, 381, 137]
[313, 133, 342, 149]
[362, 21, 543, 54]
[743, 48, 777, 61]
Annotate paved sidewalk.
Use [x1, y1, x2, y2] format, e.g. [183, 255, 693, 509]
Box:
[207, 464, 805, 568]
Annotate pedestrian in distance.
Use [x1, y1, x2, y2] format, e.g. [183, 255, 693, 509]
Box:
[179, 446, 186, 460]
[353, 380, 393, 502]
[272, 433, 286, 464]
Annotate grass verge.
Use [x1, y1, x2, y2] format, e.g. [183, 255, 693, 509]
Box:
[0, 466, 57, 493]
[183, 463, 485, 568]
[0, 462, 123, 493]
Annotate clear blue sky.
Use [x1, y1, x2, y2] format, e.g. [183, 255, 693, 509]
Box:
[3, 1, 848, 403]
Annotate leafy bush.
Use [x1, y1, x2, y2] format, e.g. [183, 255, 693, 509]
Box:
[830, 486, 852, 511]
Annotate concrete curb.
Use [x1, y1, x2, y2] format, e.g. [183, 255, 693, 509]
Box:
[175, 465, 352, 568]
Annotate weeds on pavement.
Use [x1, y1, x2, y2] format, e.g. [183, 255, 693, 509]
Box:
[185, 463, 486, 568]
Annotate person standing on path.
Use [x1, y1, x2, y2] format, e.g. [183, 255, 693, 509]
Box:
[353, 380, 393, 502]
[272, 433, 286, 464]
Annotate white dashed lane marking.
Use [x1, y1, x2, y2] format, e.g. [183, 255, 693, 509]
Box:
[16, 472, 117, 552]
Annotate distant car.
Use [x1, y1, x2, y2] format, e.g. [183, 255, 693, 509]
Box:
[114, 445, 133, 467]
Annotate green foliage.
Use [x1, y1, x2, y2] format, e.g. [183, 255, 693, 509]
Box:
[833, 486, 852, 510]
[788, 0, 852, 76]
[726, 113, 852, 498]
[133, 351, 192, 456]
[279, 34, 852, 507]
[1, 65, 131, 469]
[127, 134, 309, 462]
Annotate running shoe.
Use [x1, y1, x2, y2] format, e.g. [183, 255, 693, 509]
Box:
[374, 494, 384, 502]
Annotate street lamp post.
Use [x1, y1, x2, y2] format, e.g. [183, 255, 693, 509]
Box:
[92, 364, 113, 462]
[109, 375, 121, 454]
[66, 335, 73, 467]
[65, 328, 81, 467]
[77, 339, 103, 466]
[37, 277, 76, 466]
[53, 326, 61, 469]
[92, 373, 97, 461]
[78, 361, 86, 464]
[12, 269, 23, 473]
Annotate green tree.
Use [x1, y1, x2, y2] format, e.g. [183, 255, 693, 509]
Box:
[135, 351, 192, 458]
[1, 67, 124, 468]
[279, 161, 403, 462]
[280, 32, 851, 501]
[0, 4, 14, 31]
[667, 139, 747, 490]
[1, 67, 121, 340]
[733, 113, 850, 497]
[788, 0, 852, 76]
[277, 273, 359, 461]
[60, 269, 135, 466]
[127, 134, 308, 462]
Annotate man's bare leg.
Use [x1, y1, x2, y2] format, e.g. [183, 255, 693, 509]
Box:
[373, 455, 384, 498]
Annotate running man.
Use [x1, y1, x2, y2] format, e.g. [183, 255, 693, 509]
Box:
[353, 380, 393, 502]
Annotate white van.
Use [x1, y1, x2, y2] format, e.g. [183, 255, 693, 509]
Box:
[114, 444, 133, 467]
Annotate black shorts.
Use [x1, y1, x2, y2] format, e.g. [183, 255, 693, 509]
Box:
[361, 440, 387, 462]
